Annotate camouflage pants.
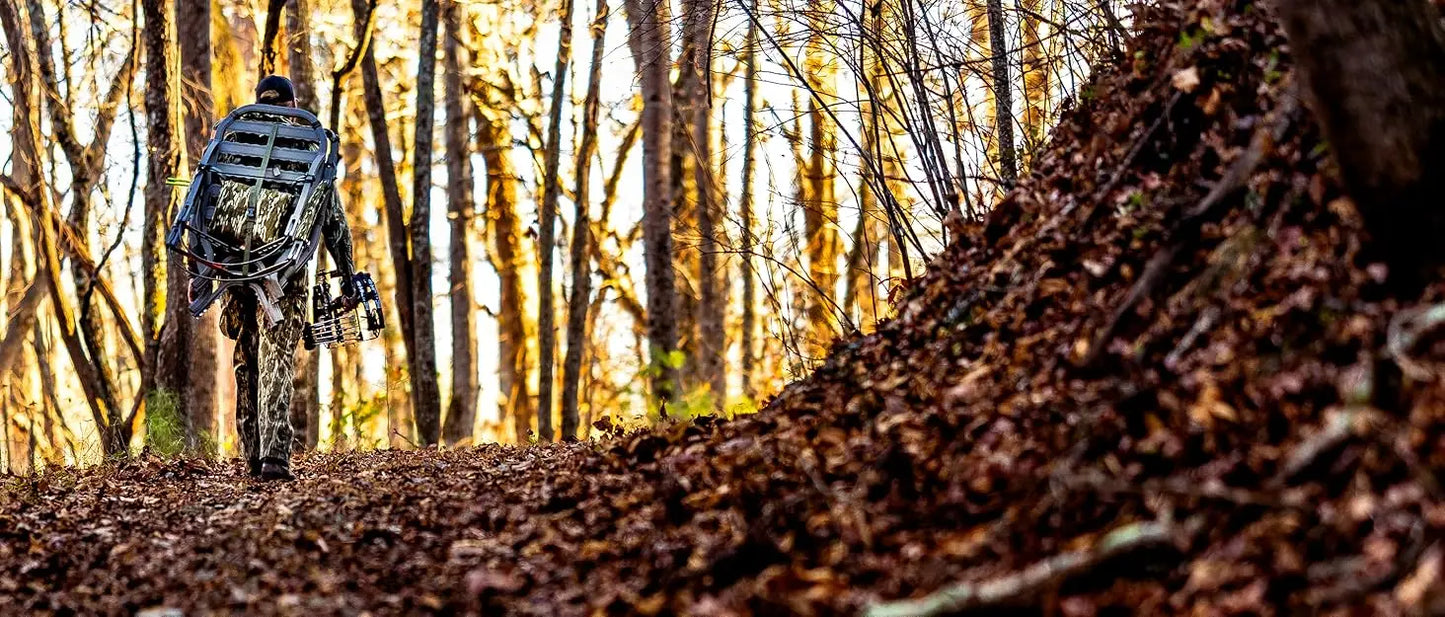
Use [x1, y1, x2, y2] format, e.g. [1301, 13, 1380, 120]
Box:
[220, 285, 306, 466]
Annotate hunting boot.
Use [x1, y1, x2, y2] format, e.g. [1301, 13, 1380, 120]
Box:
[259, 458, 294, 482]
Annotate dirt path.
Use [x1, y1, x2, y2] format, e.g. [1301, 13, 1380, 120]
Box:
[1, 447, 614, 615]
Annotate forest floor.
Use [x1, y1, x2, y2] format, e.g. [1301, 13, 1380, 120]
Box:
[8, 0, 1445, 615]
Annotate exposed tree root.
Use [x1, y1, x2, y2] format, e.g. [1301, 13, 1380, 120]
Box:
[1078, 96, 1298, 368]
[863, 520, 1188, 617]
[1387, 303, 1445, 381]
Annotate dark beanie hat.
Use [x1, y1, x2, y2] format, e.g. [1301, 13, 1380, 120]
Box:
[255, 75, 296, 105]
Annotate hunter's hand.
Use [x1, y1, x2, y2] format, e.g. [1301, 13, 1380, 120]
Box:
[335, 275, 361, 311]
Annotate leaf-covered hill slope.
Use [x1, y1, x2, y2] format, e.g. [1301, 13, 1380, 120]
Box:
[5, 1, 1444, 615]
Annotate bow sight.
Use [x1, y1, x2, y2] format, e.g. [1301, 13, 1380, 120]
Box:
[304, 271, 384, 349]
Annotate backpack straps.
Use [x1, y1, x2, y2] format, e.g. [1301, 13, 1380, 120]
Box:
[241, 123, 281, 277]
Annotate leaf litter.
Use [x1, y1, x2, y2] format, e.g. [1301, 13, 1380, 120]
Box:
[6, 1, 1445, 615]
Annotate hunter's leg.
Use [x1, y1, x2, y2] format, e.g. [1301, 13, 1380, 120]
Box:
[256, 295, 306, 471]
[231, 293, 262, 475]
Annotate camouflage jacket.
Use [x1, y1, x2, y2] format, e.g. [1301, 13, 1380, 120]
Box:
[218, 186, 355, 340]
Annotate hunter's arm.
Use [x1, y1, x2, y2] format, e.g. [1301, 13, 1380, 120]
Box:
[323, 190, 357, 282]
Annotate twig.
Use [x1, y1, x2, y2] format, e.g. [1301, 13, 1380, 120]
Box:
[1306, 520, 1429, 607]
[1164, 306, 1221, 370]
[1082, 91, 1184, 228]
[1077, 96, 1298, 368]
[1387, 303, 1445, 382]
[1275, 406, 1375, 485]
[864, 520, 1184, 617]
[1067, 469, 1311, 510]
[391, 429, 418, 449]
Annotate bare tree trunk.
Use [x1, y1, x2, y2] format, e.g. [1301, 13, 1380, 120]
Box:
[440, 0, 478, 446]
[479, 113, 536, 442]
[561, 0, 608, 441]
[286, 0, 320, 451]
[334, 97, 369, 447]
[26, 0, 141, 453]
[178, 0, 219, 453]
[258, 0, 287, 76]
[286, 0, 316, 110]
[1274, 0, 1445, 287]
[1018, 0, 1048, 160]
[682, 0, 724, 409]
[987, 0, 1017, 184]
[739, 12, 758, 402]
[623, 0, 682, 409]
[409, 0, 443, 446]
[211, 0, 249, 114]
[536, 0, 577, 442]
[356, 0, 417, 443]
[3, 0, 136, 456]
[328, 0, 375, 130]
[144, 0, 193, 447]
[802, 0, 841, 360]
[844, 1, 892, 331]
[1, 0, 42, 407]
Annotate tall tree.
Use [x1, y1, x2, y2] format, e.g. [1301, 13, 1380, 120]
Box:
[800, 0, 842, 359]
[287, 0, 321, 450]
[2, 0, 137, 457]
[986, 0, 1017, 184]
[1019, 0, 1049, 159]
[24, 0, 142, 449]
[145, 0, 195, 444]
[623, 0, 682, 409]
[258, 0, 288, 76]
[409, 0, 443, 446]
[178, 0, 219, 451]
[356, 0, 419, 443]
[0, 0, 44, 467]
[845, 0, 902, 331]
[738, 10, 759, 401]
[561, 0, 609, 441]
[479, 105, 536, 443]
[441, 0, 478, 445]
[1274, 0, 1445, 288]
[681, 0, 724, 408]
[536, 0, 577, 442]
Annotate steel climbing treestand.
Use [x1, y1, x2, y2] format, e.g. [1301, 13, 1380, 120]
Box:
[165, 103, 339, 324]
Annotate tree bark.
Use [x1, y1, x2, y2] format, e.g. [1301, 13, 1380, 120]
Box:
[258, 0, 288, 76]
[143, 0, 193, 451]
[178, 0, 219, 452]
[802, 0, 841, 360]
[623, 0, 682, 409]
[286, 0, 320, 451]
[356, 0, 417, 442]
[536, 0, 577, 442]
[478, 112, 536, 442]
[1274, 0, 1445, 287]
[987, 0, 1017, 184]
[286, 0, 317, 111]
[409, 0, 443, 446]
[561, 0, 609, 441]
[441, 0, 479, 445]
[682, 0, 724, 409]
[0, 48, 40, 394]
[739, 12, 758, 401]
